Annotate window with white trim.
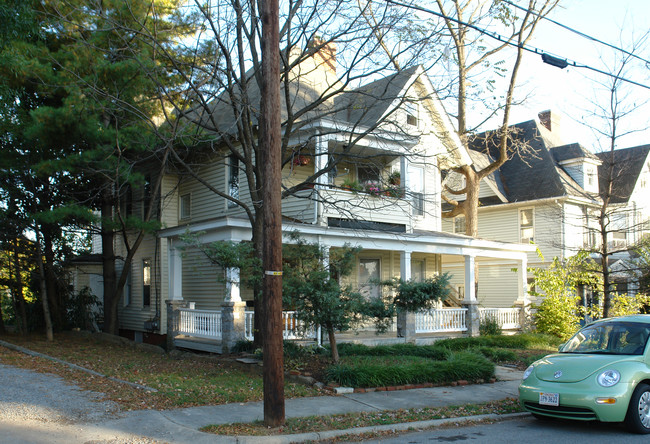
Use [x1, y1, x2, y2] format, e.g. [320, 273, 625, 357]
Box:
[142, 258, 151, 307]
[179, 193, 191, 219]
[405, 101, 418, 127]
[228, 155, 239, 208]
[409, 165, 424, 216]
[453, 216, 466, 234]
[359, 258, 381, 299]
[411, 258, 426, 282]
[519, 208, 534, 244]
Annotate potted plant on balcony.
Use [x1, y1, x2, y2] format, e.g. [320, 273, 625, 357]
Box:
[364, 181, 382, 196]
[387, 170, 401, 186]
[341, 178, 362, 192]
[292, 154, 311, 166]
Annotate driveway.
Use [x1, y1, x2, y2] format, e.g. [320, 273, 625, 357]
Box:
[0, 363, 160, 444]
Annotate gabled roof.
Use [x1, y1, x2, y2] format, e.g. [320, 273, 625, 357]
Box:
[469, 119, 595, 203]
[336, 65, 420, 128]
[596, 144, 650, 204]
[550, 143, 600, 163]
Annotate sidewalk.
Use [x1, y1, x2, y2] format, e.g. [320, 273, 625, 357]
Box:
[79, 366, 524, 443]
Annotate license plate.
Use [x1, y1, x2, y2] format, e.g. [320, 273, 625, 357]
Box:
[539, 392, 559, 406]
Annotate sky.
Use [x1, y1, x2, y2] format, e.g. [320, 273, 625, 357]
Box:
[505, 0, 650, 152]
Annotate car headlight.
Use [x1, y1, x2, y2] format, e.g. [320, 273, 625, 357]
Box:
[597, 369, 620, 387]
[523, 365, 534, 380]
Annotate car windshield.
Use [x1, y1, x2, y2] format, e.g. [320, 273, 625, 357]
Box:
[560, 321, 650, 355]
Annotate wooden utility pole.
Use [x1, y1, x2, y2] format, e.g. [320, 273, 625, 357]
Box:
[259, 0, 285, 427]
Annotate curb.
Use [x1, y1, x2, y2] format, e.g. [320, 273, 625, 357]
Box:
[231, 412, 530, 443]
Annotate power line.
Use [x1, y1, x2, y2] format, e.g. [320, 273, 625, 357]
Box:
[384, 0, 650, 91]
[500, 0, 650, 67]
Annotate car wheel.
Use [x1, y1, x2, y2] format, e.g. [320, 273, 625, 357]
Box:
[625, 383, 650, 434]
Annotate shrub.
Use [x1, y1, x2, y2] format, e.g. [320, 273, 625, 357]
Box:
[534, 294, 582, 340]
[230, 339, 255, 354]
[475, 347, 518, 363]
[479, 315, 502, 336]
[336, 343, 450, 360]
[433, 333, 561, 350]
[324, 352, 494, 388]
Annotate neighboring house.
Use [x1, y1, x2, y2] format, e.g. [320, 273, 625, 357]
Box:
[79, 42, 533, 346]
[441, 110, 650, 305]
[595, 144, 650, 294]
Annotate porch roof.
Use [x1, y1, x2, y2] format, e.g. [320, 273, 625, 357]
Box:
[158, 216, 534, 261]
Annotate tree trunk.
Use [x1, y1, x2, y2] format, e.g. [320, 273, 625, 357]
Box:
[101, 188, 118, 334]
[35, 232, 54, 341]
[43, 227, 63, 329]
[327, 326, 339, 363]
[11, 239, 28, 335]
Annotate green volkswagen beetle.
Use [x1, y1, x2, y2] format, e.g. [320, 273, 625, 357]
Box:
[519, 315, 650, 433]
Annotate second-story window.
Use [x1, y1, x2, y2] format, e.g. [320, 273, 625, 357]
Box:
[453, 216, 466, 234]
[409, 166, 424, 216]
[179, 193, 191, 220]
[519, 208, 534, 243]
[228, 155, 239, 208]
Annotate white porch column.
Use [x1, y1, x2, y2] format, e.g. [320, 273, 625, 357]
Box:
[400, 250, 412, 281]
[517, 255, 528, 304]
[398, 251, 416, 341]
[166, 243, 185, 350]
[464, 255, 476, 302]
[515, 255, 530, 330]
[463, 254, 479, 337]
[168, 246, 183, 301]
[314, 135, 328, 226]
[225, 267, 242, 302]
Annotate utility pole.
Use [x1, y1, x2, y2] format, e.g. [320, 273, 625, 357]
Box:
[259, 0, 285, 427]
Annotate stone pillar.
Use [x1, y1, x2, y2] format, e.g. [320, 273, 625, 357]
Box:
[221, 301, 247, 353]
[513, 300, 531, 331]
[463, 300, 480, 337]
[165, 299, 186, 351]
[221, 267, 246, 353]
[397, 251, 416, 342]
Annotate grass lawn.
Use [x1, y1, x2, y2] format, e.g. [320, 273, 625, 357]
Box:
[0, 332, 320, 410]
[0, 331, 560, 417]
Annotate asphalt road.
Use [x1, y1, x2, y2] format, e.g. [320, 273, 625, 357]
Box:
[356, 415, 650, 444]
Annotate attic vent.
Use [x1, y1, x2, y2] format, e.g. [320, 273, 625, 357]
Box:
[405, 101, 418, 126]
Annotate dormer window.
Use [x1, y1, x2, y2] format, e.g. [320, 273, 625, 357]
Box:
[586, 167, 596, 188]
[405, 101, 418, 127]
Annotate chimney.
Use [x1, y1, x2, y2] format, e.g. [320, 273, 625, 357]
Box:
[538, 109, 561, 132]
[308, 37, 336, 74]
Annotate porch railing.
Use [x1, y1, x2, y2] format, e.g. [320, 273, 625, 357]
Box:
[175, 306, 520, 341]
[242, 310, 319, 341]
[479, 307, 521, 330]
[415, 308, 468, 333]
[177, 308, 222, 340]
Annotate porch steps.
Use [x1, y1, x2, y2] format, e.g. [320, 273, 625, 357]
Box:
[174, 336, 223, 354]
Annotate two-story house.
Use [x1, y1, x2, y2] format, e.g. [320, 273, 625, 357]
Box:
[441, 110, 650, 306]
[80, 42, 534, 348]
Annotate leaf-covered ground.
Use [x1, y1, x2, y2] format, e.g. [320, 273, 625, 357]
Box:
[0, 333, 321, 411]
[201, 398, 524, 436]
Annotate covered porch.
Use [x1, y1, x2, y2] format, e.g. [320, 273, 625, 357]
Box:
[160, 218, 534, 353]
